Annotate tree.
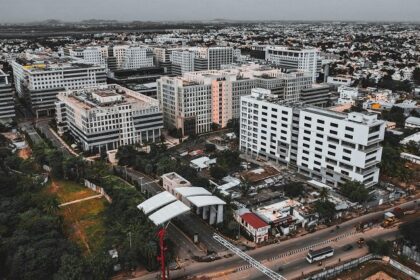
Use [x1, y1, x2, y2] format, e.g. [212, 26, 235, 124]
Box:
[210, 165, 228, 180]
[381, 107, 406, 127]
[400, 219, 420, 248]
[413, 67, 420, 85]
[54, 254, 85, 280]
[319, 188, 330, 202]
[284, 182, 304, 198]
[205, 143, 216, 153]
[314, 200, 336, 222]
[367, 239, 392, 256]
[116, 145, 137, 166]
[340, 181, 370, 203]
[240, 179, 252, 197]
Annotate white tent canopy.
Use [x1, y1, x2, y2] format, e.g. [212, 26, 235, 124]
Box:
[175, 187, 211, 197]
[137, 191, 176, 215]
[148, 200, 190, 225]
[187, 195, 226, 208]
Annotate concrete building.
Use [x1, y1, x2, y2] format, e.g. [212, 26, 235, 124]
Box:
[300, 84, 331, 107]
[327, 76, 352, 87]
[12, 52, 106, 117]
[55, 84, 163, 152]
[265, 46, 321, 82]
[337, 86, 360, 105]
[160, 172, 226, 225]
[162, 172, 192, 195]
[405, 117, 420, 129]
[0, 70, 15, 122]
[157, 64, 312, 136]
[66, 46, 108, 67]
[235, 208, 270, 243]
[240, 89, 385, 187]
[170, 46, 234, 75]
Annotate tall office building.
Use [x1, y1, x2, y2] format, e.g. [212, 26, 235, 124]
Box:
[0, 70, 15, 121]
[170, 46, 234, 75]
[157, 64, 312, 136]
[12, 52, 107, 117]
[66, 46, 108, 67]
[55, 84, 163, 152]
[67, 45, 155, 70]
[265, 46, 321, 82]
[240, 89, 385, 188]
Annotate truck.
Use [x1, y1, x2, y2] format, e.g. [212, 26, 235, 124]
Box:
[382, 212, 397, 228]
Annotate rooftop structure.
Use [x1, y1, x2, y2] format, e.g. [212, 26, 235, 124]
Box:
[55, 84, 163, 152]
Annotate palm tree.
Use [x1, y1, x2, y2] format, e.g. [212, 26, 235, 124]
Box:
[319, 187, 330, 202]
[240, 179, 252, 197]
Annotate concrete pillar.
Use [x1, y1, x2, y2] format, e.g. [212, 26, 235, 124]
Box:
[196, 207, 201, 215]
[209, 206, 217, 225]
[216, 204, 224, 224]
[202, 206, 209, 220]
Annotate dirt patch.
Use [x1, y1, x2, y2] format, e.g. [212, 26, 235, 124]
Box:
[18, 147, 31, 159]
[334, 260, 413, 280]
[60, 198, 106, 254]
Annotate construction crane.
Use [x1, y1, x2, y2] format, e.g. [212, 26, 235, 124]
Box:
[213, 234, 287, 280]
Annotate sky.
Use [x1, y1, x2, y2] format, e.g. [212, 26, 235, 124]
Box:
[0, 0, 419, 23]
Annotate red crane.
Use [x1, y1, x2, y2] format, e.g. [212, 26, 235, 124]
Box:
[157, 225, 168, 280]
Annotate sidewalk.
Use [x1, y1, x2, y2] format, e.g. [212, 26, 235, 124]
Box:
[59, 194, 103, 207]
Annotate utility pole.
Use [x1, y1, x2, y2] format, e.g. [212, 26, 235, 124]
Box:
[128, 231, 132, 249]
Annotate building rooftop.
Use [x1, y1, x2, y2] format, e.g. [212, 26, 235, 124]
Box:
[241, 212, 269, 229]
[58, 84, 159, 110]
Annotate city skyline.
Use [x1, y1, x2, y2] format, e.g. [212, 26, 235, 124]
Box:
[1, 0, 420, 23]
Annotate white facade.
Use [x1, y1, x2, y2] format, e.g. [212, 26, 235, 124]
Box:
[12, 53, 106, 117]
[337, 86, 359, 105]
[240, 90, 385, 188]
[327, 76, 352, 87]
[55, 84, 163, 152]
[157, 65, 312, 136]
[266, 46, 320, 82]
[69, 46, 108, 67]
[0, 70, 15, 121]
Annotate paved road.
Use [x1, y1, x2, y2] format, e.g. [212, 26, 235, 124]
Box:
[35, 118, 72, 155]
[119, 167, 226, 254]
[134, 199, 418, 280]
[225, 228, 398, 280]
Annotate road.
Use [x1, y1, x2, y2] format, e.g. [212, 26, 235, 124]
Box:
[223, 228, 398, 280]
[35, 118, 71, 156]
[134, 199, 418, 280]
[119, 167, 226, 254]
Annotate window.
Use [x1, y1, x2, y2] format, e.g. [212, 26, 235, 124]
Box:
[328, 144, 336, 149]
[331, 122, 338, 128]
[317, 126, 324, 131]
[317, 119, 325, 124]
[345, 126, 354, 132]
[328, 151, 336, 156]
[304, 116, 312, 121]
[342, 156, 351, 161]
[344, 134, 353, 139]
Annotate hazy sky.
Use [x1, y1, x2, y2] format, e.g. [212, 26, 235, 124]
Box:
[1, 0, 419, 23]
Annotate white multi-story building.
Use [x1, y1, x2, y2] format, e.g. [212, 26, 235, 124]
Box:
[0, 70, 15, 121]
[157, 64, 312, 136]
[120, 46, 154, 69]
[170, 46, 234, 75]
[337, 86, 359, 105]
[55, 84, 163, 152]
[240, 89, 385, 188]
[67, 46, 108, 67]
[12, 52, 107, 117]
[265, 46, 321, 82]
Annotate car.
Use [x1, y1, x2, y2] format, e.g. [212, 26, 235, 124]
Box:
[344, 244, 353, 251]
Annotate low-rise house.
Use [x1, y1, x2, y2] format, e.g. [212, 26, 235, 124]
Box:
[235, 209, 270, 243]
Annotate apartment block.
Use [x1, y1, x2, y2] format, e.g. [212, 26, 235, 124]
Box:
[265, 46, 321, 82]
[0, 70, 15, 121]
[55, 84, 163, 152]
[12, 52, 106, 117]
[157, 64, 312, 136]
[240, 89, 385, 188]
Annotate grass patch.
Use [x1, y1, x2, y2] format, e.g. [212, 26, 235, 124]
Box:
[60, 197, 106, 254]
[49, 179, 97, 203]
